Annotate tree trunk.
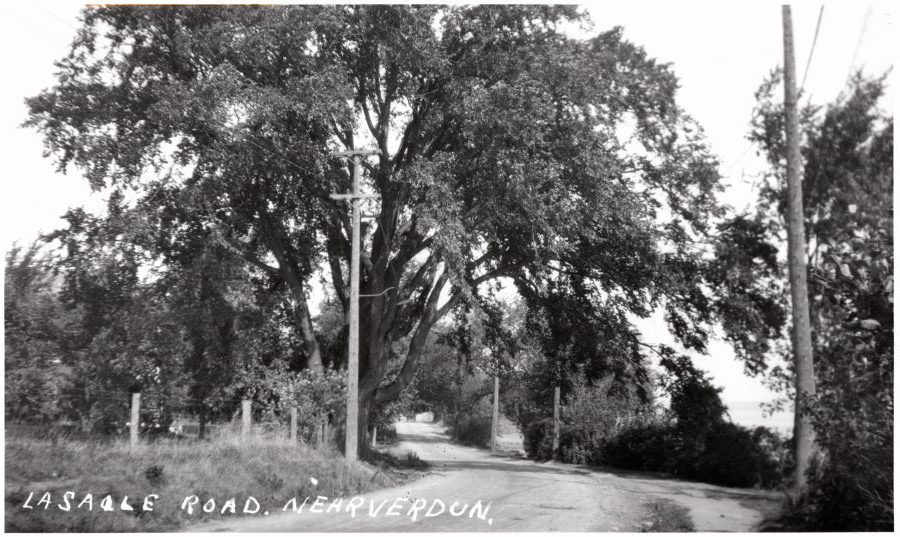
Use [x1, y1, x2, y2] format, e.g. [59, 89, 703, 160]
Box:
[290, 286, 323, 371]
[356, 393, 373, 456]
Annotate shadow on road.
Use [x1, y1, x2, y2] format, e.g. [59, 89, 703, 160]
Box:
[591, 465, 778, 494]
[392, 432, 446, 444]
[426, 458, 592, 476]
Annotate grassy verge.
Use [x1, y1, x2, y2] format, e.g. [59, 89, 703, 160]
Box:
[5, 432, 403, 532]
[363, 447, 430, 472]
[637, 498, 695, 532]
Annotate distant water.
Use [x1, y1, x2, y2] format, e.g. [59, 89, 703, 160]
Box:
[725, 400, 793, 434]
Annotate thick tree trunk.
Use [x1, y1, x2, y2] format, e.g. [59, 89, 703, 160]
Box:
[290, 286, 323, 371]
[357, 388, 374, 455]
[261, 213, 324, 371]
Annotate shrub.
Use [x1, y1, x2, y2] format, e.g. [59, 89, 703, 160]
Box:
[452, 413, 492, 448]
[523, 418, 554, 461]
[603, 422, 784, 489]
[782, 414, 893, 530]
[373, 423, 397, 445]
[692, 422, 782, 488]
[559, 425, 607, 466]
[604, 424, 673, 472]
[522, 357, 786, 489]
[523, 371, 662, 465]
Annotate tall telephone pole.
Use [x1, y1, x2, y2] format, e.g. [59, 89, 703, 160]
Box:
[330, 148, 380, 462]
[782, 5, 817, 494]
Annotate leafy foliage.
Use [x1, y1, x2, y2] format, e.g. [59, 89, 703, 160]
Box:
[22, 5, 735, 449]
[520, 349, 786, 489]
[748, 72, 893, 530]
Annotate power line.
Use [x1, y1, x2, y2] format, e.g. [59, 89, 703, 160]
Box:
[16, 13, 71, 49]
[730, 5, 825, 215]
[722, 143, 754, 178]
[37, 5, 83, 33]
[847, 6, 872, 82]
[799, 5, 824, 93]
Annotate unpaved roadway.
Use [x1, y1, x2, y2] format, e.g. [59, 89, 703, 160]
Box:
[192, 420, 780, 532]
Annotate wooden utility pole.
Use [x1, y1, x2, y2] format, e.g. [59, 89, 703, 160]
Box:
[491, 375, 500, 453]
[552, 386, 560, 457]
[330, 148, 380, 462]
[782, 5, 817, 495]
[290, 406, 298, 444]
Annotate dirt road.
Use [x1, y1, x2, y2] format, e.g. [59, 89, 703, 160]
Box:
[192, 420, 780, 532]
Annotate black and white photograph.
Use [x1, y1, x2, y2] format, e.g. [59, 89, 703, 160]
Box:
[2, 1, 894, 533]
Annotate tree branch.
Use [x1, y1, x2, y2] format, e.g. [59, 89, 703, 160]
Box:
[257, 208, 323, 370]
[376, 269, 452, 403]
[207, 218, 279, 276]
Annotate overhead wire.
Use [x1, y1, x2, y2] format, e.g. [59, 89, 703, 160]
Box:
[14, 11, 72, 48]
[737, 5, 825, 215]
[847, 5, 873, 83]
[800, 5, 825, 93]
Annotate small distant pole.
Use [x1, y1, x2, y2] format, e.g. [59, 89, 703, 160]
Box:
[241, 399, 252, 441]
[552, 386, 561, 458]
[130, 392, 141, 448]
[491, 375, 500, 454]
[372, 425, 378, 448]
[290, 406, 298, 444]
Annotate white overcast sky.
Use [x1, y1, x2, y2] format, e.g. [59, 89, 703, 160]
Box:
[1, 1, 895, 431]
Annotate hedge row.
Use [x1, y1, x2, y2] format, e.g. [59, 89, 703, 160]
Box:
[524, 418, 790, 489]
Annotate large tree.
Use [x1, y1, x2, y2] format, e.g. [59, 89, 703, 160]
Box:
[27, 5, 730, 451]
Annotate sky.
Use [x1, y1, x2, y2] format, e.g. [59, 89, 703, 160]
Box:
[1, 1, 895, 431]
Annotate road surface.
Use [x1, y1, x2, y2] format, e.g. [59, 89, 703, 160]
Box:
[191, 419, 780, 532]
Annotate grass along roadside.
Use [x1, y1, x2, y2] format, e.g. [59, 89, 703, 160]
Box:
[5, 432, 407, 532]
[637, 498, 696, 532]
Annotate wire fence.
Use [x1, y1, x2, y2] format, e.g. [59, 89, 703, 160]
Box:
[6, 389, 341, 449]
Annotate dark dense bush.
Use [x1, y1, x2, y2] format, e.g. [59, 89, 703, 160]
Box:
[558, 425, 607, 466]
[523, 355, 788, 489]
[523, 418, 554, 461]
[374, 423, 397, 445]
[602, 422, 785, 489]
[604, 424, 673, 472]
[688, 422, 783, 488]
[451, 412, 493, 448]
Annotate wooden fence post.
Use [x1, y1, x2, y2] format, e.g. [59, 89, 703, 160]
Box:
[552, 386, 560, 458]
[130, 392, 141, 448]
[241, 399, 251, 441]
[290, 406, 298, 444]
[491, 375, 500, 454]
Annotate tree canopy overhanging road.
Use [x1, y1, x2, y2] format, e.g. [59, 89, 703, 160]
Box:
[21, 5, 783, 446]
